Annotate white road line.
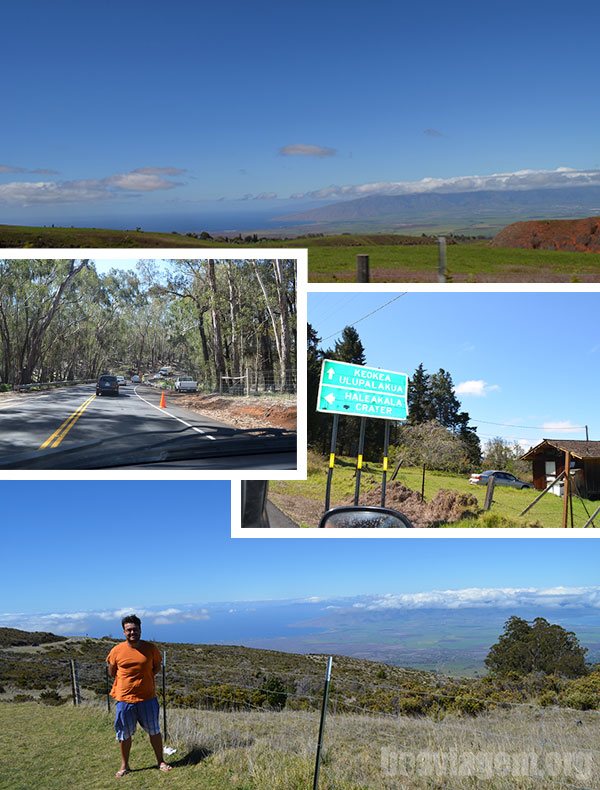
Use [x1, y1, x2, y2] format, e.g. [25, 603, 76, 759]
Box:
[133, 386, 216, 441]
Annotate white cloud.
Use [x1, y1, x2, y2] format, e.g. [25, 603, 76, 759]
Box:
[455, 380, 500, 397]
[353, 586, 600, 610]
[279, 144, 336, 158]
[0, 167, 185, 205]
[541, 421, 582, 432]
[289, 167, 600, 201]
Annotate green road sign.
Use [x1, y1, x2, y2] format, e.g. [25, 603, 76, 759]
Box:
[317, 359, 408, 421]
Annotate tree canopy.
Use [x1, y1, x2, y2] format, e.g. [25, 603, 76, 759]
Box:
[485, 616, 588, 678]
[0, 259, 296, 392]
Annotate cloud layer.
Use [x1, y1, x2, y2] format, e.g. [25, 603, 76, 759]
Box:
[353, 586, 600, 611]
[290, 167, 600, 201]
[0, 605, 209, 633]
[5, 587, 600, 636]
[0, 167, 185, 205]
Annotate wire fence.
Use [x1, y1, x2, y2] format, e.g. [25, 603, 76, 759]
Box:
[221, 368, 297, 395]
[4, 652, 600, 721]
[3, 653, 599, 788]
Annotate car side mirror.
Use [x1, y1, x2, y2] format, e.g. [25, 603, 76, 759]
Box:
[319, 506, 413, 529]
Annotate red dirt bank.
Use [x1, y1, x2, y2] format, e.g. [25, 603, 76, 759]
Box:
[492, 216, 600, 252]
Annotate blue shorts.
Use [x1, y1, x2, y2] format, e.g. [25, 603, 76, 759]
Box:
[114, 697, 161, 741]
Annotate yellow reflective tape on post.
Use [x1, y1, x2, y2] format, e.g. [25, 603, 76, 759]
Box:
[39, 395, 96, 450]
[357, 454, 363, 469]
[329, 453, 335, 468]
[383, 457, 388, 471]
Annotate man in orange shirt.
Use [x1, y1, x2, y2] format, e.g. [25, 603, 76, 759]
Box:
[107, 614, 172, 777]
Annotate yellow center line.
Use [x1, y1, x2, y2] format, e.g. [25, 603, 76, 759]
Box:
[39, 394, 97, 450]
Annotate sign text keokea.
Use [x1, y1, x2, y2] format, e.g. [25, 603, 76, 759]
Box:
[317, 359, 408, 421]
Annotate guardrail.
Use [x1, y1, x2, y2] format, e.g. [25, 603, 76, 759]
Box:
[13, 379, 97, 392]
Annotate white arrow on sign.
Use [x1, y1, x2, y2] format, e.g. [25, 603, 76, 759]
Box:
[327, 367, 335, 380]
[325, 393, 336, 404]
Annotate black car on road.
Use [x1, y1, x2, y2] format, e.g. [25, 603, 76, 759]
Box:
[96, 375, 119, 396]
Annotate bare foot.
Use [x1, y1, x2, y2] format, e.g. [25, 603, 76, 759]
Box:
[116, 767, 131, 778]
[158, 762, 172, 772]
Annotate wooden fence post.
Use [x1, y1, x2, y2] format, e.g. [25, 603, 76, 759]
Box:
[438, 237, 447, 282]
[356, 255, 370, 282]
[483, 475, 496, 510]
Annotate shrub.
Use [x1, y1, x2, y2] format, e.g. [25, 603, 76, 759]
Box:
[40, 689, 66, 706]
[451, 694, 487, 716]
[560, 690, 597, 711]
[538, 691, 558, 707]
[398, 696, 428, 716]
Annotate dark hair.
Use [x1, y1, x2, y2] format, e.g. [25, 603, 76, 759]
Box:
[121, 614, 141, 629]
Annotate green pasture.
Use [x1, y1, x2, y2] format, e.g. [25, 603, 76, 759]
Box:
[305, 242, 600, 282]
[270, 461, 598, 528]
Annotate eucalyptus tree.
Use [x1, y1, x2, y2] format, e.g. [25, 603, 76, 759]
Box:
[0, 260, 90, 384]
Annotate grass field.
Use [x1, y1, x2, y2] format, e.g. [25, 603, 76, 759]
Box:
[3, 225, 600, 282]
[305, 241, 600, 282]
[4, 700, 598, 789]
[269, 460, 597, 528]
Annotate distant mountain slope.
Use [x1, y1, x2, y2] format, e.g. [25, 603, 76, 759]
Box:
[0, 627, 67, 648]
[492, 215, 600, 252]
[279, 186, 600, 225]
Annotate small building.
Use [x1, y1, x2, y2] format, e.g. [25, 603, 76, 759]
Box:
[521, 439, 600, 500]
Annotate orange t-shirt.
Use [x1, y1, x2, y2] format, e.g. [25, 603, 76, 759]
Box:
[107, 641, 162, 703]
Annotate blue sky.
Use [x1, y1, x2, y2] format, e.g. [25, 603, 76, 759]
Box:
[2, 1, 600, 228]
[3, 480, 600, 624]
[309, 290, 600, 449]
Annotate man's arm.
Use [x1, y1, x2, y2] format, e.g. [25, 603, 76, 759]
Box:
[107, 656, 117, 678]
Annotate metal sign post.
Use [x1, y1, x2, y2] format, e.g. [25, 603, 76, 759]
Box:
[353, 418, 367, 505]
[312, 656, 333, 790]
[324, 414, 340, 512]
[381, 421, 391, 507]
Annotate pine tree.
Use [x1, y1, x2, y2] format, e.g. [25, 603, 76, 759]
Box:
[328, 326, 366, 365]
[408, 363, 433, 424]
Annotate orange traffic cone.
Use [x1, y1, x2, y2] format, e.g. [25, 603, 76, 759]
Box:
[159, 391, 167, 409]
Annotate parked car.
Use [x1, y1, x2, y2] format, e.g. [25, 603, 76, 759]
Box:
[116, 376, 126, 387]
[174, 376, 198, 392]
[96, 375, 119, 396]
[131, 375, 141, 384]
[469, 470, 533, 489]
[159, 366, 173, 377]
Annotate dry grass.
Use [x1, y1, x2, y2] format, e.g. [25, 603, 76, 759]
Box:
[4, 700, 599, 789]
[167, 704, 600, 789]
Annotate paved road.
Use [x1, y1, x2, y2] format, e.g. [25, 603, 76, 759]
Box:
[0, 384, 296, 470]
[266, 501, 299, 528]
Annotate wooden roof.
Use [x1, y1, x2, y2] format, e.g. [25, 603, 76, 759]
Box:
[521, 439, 600, 461]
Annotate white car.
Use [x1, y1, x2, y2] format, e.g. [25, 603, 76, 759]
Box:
[174, 376, 197, 392]
[116, 376, 126, 387]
